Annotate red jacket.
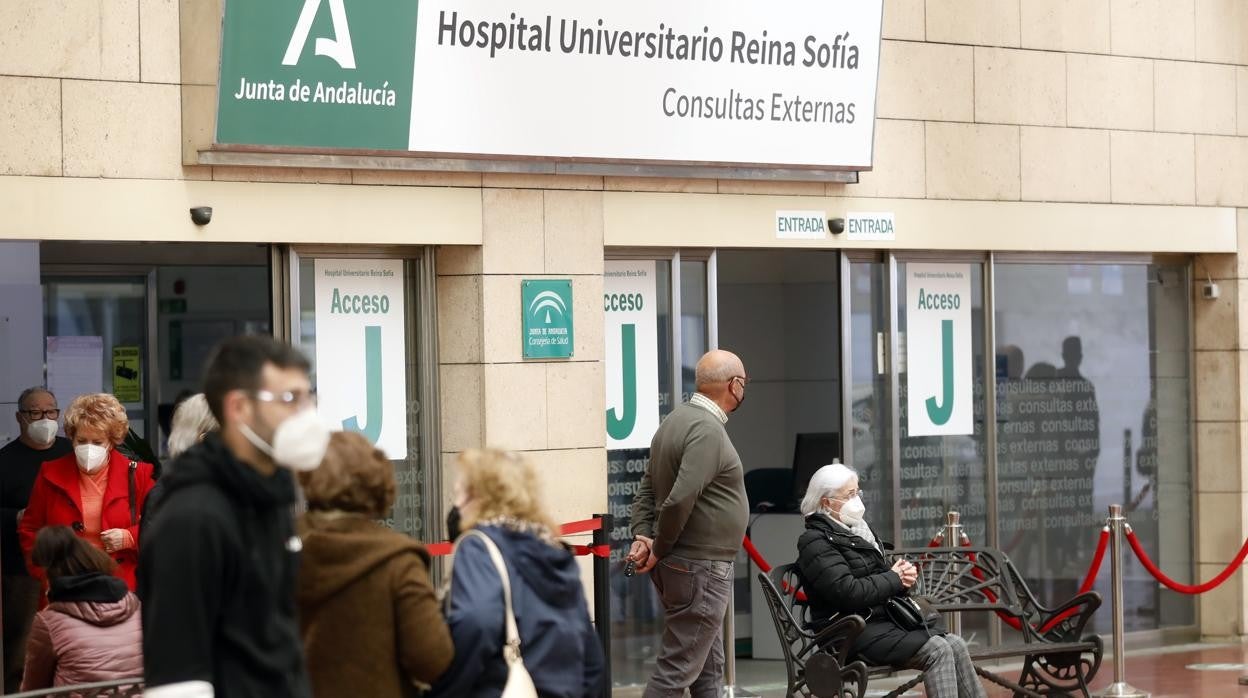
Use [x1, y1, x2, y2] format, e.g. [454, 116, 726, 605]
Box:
[19, 449, 155, 591]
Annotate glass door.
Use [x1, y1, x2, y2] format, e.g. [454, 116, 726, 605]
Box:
[845, 254, 895, 541]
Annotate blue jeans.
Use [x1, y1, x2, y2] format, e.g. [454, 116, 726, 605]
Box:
[644, 555, 734, 698]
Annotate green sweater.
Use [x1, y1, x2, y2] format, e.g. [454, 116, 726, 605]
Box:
[629, 402, 748, 561]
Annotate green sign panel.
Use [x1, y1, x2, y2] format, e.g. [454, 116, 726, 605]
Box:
[522, 280, 573, 359]
[216, 0, 418, 150]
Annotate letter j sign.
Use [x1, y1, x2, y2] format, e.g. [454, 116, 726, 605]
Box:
[905, 263, 973, 437]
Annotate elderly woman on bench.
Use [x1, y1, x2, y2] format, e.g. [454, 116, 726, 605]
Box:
[795, 463, 986, 698]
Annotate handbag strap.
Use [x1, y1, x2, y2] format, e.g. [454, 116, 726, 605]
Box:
[450, 530, 523, 651]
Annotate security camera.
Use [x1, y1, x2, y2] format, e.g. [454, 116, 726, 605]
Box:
[189, 206, 213, 226]
[829, 218, 846, 235]
[1203, 282, 1220, 300]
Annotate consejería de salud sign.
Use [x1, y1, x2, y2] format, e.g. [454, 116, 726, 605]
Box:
[216, 0, 884, 169]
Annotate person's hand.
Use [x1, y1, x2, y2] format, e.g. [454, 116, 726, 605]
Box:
[891, 559, 918, 589]
[628, 536, 659, 574]
[100, 529, 127, 554]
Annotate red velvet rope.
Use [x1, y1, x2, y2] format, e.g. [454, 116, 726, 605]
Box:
[742, 535, 808, 601]
[1126, 527, 1248, 595]
[426, 517, 606, 557]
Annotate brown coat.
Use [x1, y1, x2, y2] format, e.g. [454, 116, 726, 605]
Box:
[22, 590, 143, 690]
[296, 514, 453, 698]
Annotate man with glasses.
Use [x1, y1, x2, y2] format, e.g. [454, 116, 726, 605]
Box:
[139, 335, 327, 698]
[626, 349, 751, 698]
[0, 388, 70, 692]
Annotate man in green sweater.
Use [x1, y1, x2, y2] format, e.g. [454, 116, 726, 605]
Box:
[627, 349, 749, 698]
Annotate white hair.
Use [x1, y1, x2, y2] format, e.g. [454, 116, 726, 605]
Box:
[799, 462, 857, 516]
[167, 394, 218, 460]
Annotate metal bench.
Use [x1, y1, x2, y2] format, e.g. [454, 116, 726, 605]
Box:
[764, 546, 1103, 698]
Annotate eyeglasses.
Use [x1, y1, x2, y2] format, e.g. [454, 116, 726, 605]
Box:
[20, 409, 60, 420]
[832, 488, 863, 500]
[252, 389, 317, 408]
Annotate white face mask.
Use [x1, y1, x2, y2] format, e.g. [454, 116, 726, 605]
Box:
[837, 495, 867, 525]
[26, 419, 58, 447]
[240, 407, 331, 472]
[74, 444, 109, 473]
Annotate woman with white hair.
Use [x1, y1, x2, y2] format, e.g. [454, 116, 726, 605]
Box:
[141, 394, 218, 528]
[795, 463, 986, 698]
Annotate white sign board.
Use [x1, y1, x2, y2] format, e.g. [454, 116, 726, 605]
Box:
[775, 210, 827, 239]
[846, 211, 896, 241]
[314, 259, 407, 458]
[905, 263, 972, 437]
[604, 260, 661, 450]
[410, 0, 884, 168]
[46, 336, 104, 412]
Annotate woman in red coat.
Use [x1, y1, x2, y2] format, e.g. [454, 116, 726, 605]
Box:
[19, 393, 155, 592]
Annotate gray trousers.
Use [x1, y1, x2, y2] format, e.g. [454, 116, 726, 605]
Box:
[907, 634, 986, 698]
[643, 555, 733, 698]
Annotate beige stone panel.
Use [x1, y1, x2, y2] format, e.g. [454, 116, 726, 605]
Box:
[482, 173, 603, 190]
[842, 119, 925, 199]
[1066, 54, 1153, 131]
[140, 0, 180, 83]
[925, 123, 1019, 201]
[525, 448, 609, 532]
[1195, 0, 1247, 64]
[572, 275, 605, 363]
[1196, 136, 1248, 207]
[1021, 0, 1111, 53]
[181, 84, 215, 166]
[483, 363, 548, 451]
[0, 77, 61, 176]
[0, 0, 138, 80]
[211, 167, 352, 184]
[63, 81, 182, 179]
[352, 170, 483, 188]
[1198, 561, 1244, 637]
[1197, 423, 1240, 492]
[546, 363, 606, 450]
[481, 276, 523, 364]
[436, 246, 483, 276]
[1109, 131, 1195, 205]
[1156, 61, 1237, 136]
[926, 0, 1019, 47]
[1020, 127, 1109, 203]
[1110, 0, 1196, 60]
[974, 48, 1065, 126]
[180, 0, 222, 85]
[1240, 210, 1248, 277]
[882, 0, 924, 40]
[181, 165, 212, 182]
[716, 180, 826, 196]
[603, 177, 718, 194]
[876, 41, 974, 122]
[1195, 252, 1236, 281]
[1198, 492, 1246, 563]
[1194, 274, 1238, 349]
[544, 191, 604, 276]
[437, 275, 483, 364]
[1240, 68, 1248, 137]
[482, 189, 544, 275]
[1195, 351, 1238, 421]
[439, 363, 483, 454]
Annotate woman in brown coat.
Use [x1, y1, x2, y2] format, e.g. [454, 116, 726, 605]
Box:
[296, 431, 453, 698]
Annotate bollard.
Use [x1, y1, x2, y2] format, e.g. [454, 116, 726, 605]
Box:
[721, 584, 760, 698]
[944, 511, 963, 636]
[592, 513, 612, 697]
[1094, 504, 1149, 698]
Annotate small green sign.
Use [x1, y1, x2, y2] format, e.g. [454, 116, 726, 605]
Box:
[522, 280, 574, 359]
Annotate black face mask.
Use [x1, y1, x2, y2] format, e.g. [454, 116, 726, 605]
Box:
[446, 506, 462, 541]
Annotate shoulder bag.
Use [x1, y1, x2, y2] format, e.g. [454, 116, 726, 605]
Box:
[885, 594, 941, 632]
[448, 530, 539, 698]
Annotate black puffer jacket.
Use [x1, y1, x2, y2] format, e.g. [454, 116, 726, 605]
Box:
[795, 513, 929, 667]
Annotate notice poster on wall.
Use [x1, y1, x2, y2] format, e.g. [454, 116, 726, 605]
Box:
[46, 337, 104, 407]
[314, 259, 407, 459]
[906, 263, 972, 437]
[605, 260, 660, 450]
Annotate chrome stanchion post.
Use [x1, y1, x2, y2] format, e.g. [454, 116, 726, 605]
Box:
[945, 511, 962, 636]
[1095, 504, 1149, 698]
[721, 584, 759, 698]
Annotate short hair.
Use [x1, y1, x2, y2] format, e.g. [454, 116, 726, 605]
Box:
[17, 387, 55, 411]
[799, 462, 858, 516]
[32, 526, 117, 580]
[202, 335, 311, 424]
[298, 431, 395, 517]
[63, 393, 129, 444]
[167, 394, 219, 459]
[455, 448, 558, 535]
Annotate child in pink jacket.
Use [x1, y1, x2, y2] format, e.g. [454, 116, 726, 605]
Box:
[21, 526, 142, 691]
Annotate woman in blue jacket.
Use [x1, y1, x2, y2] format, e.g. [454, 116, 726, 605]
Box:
[432, 448, 604, 698]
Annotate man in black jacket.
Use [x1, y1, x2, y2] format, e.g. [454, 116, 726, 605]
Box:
[139, 335, 329, 697]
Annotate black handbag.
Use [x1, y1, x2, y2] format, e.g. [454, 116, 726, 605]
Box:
[885, 594, 940, 631]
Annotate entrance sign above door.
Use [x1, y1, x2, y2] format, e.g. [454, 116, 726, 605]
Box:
[313, 258, 408, 459]
[604, 261, 660, 450]
[216, 0, 884, 170]
[522, 279, 574, 359]
[846, 211, 896, 241]
[775, 210, 828, 239]
[905, 263, 972, 437]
